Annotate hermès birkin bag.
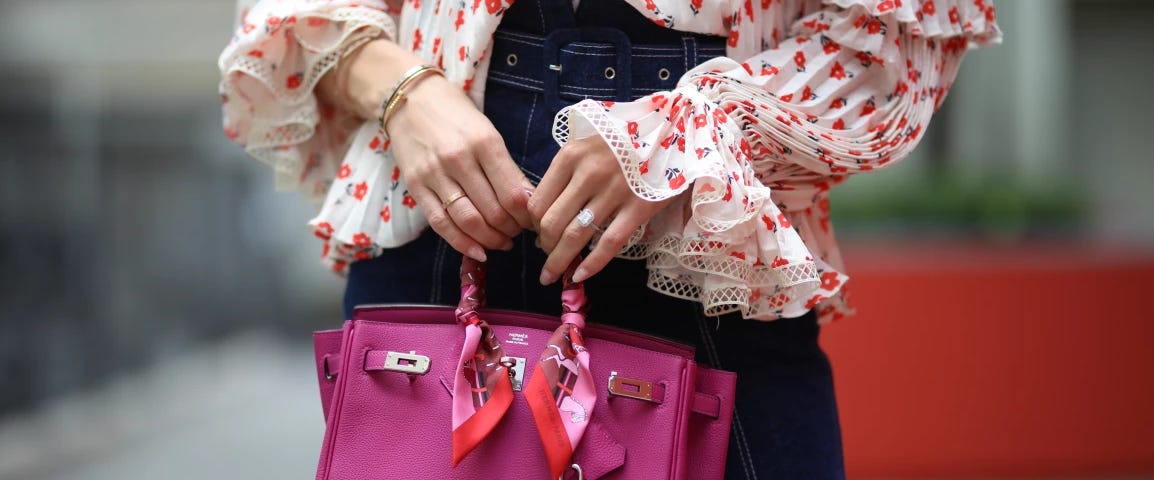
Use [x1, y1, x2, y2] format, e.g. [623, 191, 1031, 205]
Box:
[311, 258, 736, 479]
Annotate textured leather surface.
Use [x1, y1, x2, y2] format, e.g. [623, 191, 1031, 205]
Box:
[312, 329, 343, 418]
[687, 367, 737, 480]
[313, 305, 736, 479]
[691, 392, 721, 419]
[356, 305, 697, 358]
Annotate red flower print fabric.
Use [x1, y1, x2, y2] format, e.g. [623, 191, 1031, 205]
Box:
[553, 0, 1000, 322]
[220, 0, 1000, 323]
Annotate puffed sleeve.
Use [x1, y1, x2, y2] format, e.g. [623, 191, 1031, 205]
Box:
[218, 0, 397, 198]
[552, 0, 1000, 322]
[220, 0, 415, 272]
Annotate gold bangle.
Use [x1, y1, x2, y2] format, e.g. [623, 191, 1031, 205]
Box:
[378, 64, 445, 137]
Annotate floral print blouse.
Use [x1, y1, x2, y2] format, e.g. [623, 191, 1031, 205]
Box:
[219, 0, 1001, 323]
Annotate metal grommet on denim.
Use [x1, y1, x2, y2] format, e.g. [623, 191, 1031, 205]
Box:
[487, 29, 726, 109]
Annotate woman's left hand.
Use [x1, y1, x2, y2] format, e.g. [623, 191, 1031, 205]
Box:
[529, 135, 676, 285]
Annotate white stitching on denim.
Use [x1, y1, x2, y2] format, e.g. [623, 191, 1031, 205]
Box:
[495, 35, 544, 49]
[564, 43, 615, 50]
[520, 166, 542, 182]
[488, 77, 545, 94]
[731, 412, 759, 479]
[494, 30, 543, 42]
[493, 31, 725, 55]
[634, 45, 688, 53]
[682, 38, 691, 73]
[489, 70, 545, 86]
[490, 79, 544, 92]
[534, 0, 548, 41]
[492, 75, 658, 96]
[561, 50, 615, 57]
[520, 234, 530, 308]
[560, 50, 705, 58]
[560, 85, 616, 92]
[696, 313, 759, 480]
[521, 94, 538, 163]
[431, 236, 447, 304]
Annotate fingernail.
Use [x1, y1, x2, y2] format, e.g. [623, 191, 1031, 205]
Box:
[468, 246, 487, 262]
[571, 268, 589, 283]
[501, 240, 514, 251]
[539, 270, 556, 285]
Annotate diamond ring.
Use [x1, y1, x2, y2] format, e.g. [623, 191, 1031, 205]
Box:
[575, 208, 595, 228]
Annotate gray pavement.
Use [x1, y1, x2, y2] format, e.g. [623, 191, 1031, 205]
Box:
[0, 332, 324, 480]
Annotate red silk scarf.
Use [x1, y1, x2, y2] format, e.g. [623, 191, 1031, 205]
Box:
[451, 258, 596, 479]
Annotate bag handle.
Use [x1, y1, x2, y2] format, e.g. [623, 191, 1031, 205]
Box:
[450, 256, 594, 478]
[454, 256, 587, 322]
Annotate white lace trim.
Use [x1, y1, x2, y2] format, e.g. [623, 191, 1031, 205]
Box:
[553, 99, 768, 234]
[623, 233, 821, 319]
[554, 98, 825, 321]
[219, 7, 396, 193]
[552, 102, 669, 201]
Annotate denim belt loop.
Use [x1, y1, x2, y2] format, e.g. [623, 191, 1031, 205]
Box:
[682, 37, 699, 75]
[542, 27, 634, 111]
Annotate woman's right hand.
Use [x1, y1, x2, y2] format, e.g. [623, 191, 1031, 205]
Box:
[386, 74, 534, 261]
[321, 39, 533, 262]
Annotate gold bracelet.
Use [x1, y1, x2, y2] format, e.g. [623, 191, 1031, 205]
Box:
[378, 64, 445, 137]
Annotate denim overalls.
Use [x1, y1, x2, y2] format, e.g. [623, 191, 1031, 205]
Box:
[345, 0, 846, 476]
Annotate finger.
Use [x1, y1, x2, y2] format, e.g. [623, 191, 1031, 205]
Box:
[437, 179, 514, 251]
[535, 178, 589, 255]
[528, 145, 577, 232]
[538, 195, 617, 285]
[474, 131, 536, 230]
[569, 203, 648, 283]
[410, 186, 488, 262]
[441, 146, 522, 240]
[454, 170, 521, 240]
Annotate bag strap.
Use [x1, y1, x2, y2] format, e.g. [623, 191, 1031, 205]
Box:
[450, 257, 594, 479]
[453, 256, 589, 315]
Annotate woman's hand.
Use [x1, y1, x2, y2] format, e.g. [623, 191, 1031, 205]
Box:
[320, 39, 533, 262]
[387, 74, 534, 261]
[529, 135, 676, 285]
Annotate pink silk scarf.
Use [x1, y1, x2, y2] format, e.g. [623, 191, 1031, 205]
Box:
[451, 258, 596, 479]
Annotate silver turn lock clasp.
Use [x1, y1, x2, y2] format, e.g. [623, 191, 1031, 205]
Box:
[500, 356, 527, 391]
[382, 351, 431, 375]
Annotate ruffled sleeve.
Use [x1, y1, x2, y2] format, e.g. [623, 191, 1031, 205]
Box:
[553, 0, 1001, 322]
[218, 0, 398, 199]
[221, 0, 516, 273]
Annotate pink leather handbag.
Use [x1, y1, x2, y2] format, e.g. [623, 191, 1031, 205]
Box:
[312, 259, 736, 479]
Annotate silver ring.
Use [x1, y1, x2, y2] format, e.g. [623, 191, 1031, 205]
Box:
[575, 208, 595, 228]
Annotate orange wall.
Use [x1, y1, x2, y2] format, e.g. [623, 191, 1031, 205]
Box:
[821, 242, 1154, 478]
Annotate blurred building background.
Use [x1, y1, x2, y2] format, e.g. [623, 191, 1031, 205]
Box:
[0, 0, 1151, 479]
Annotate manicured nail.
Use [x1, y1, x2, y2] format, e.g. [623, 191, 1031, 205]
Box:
[468, 246, 487, 262]
[539, 270, 556, 285]
[571, 267, 589, 283]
